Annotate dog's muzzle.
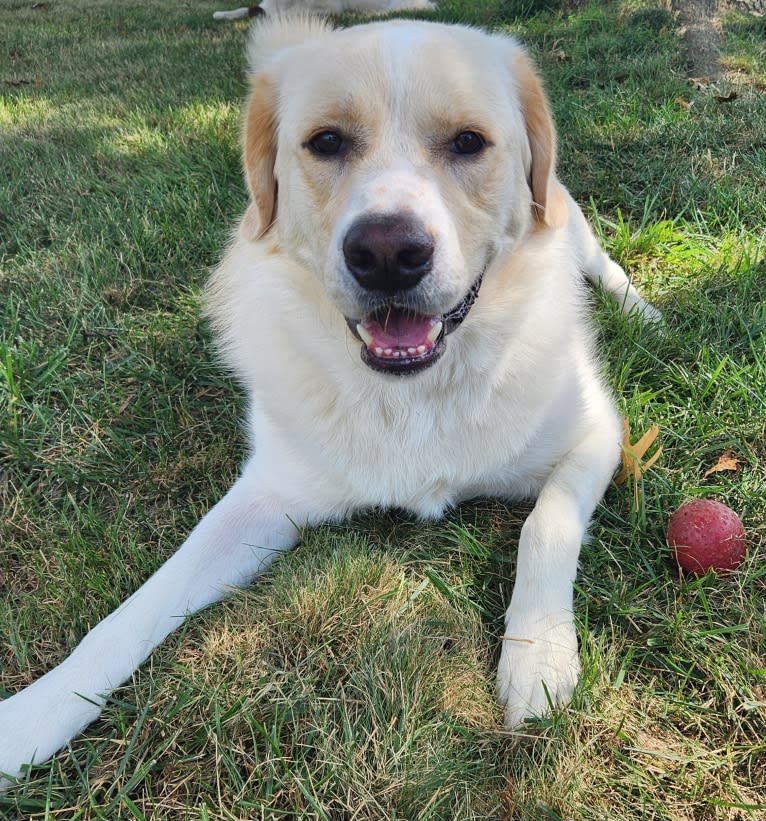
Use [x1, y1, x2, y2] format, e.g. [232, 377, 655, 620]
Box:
[342, 213, 484, 375]
[345, 275, 483, 375]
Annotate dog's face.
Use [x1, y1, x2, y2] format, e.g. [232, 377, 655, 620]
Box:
[242, 19, 567, 375]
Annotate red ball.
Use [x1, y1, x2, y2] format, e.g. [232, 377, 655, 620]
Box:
[667, 499, 747, 574]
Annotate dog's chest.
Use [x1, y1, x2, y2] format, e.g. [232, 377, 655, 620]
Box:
[271, 366, 556, 518]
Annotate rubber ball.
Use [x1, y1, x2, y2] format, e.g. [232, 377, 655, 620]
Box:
[666, 499, 747, 575]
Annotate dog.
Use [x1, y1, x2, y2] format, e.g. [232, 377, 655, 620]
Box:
[0, 15, 659, 785]
[213, 0, 436, 22]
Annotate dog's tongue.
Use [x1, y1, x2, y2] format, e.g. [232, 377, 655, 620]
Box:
[360, 309, 442, 355]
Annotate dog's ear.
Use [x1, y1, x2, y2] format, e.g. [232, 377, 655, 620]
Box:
[513, 50, 568, 230]
[240, 15, 333, 240]
[241, 72, 278, 241]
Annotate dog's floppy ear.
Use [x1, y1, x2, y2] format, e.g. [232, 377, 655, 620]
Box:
[513, 50, 568, 230]
[240, 15, 332, 240]
[241, 72, 278, 240]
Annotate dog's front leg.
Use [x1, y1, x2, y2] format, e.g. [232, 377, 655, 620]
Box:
[0, 463, 307, 785]
[496, 420, 620, 727]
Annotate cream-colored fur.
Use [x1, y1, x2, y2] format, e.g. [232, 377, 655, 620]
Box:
[213, 0, 436, 22]
[0, 16, 658, 786]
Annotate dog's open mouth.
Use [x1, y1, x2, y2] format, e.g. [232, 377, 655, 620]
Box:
[347, 276, 483, 375]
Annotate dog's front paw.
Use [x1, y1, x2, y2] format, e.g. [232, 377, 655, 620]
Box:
[0, 696, 46, 786]
[0, 677, 103, 787]
[495, 610, 579, 728]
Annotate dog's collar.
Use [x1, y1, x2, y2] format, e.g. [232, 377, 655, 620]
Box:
[441, 273, 483, 335]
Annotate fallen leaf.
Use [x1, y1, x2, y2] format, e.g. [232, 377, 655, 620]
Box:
[615, 419, 662, 510]
[675, 96, 691, 111]
[703, 449, 741, 478]
[714, 91, 738, 104]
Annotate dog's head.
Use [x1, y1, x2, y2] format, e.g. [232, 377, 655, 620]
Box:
[241, 16, 567, 375]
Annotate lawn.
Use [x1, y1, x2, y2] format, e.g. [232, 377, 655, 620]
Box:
[1, 0, 764, 818]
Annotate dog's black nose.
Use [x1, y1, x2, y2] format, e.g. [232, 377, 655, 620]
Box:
[343, 215, 434, 292]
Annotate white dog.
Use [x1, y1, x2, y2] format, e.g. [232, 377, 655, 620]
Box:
[213, 0, 435, 22]
[0, 16, 658, 785]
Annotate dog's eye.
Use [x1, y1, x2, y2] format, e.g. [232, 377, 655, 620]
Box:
[308, 130, 346, 157]
[451, 131, 485, 156]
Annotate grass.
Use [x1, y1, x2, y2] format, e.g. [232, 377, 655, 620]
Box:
[1, 0, 765, 818]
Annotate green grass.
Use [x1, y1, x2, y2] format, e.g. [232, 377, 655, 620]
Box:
[1, 0, 765, 818]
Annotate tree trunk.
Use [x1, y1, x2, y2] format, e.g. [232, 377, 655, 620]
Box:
[670, 0, 722, 79]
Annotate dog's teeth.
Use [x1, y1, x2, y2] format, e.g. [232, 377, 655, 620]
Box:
[356, 324, 374, 346]
[427, 321, 443, 344]
[370, 336, 435, 360]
